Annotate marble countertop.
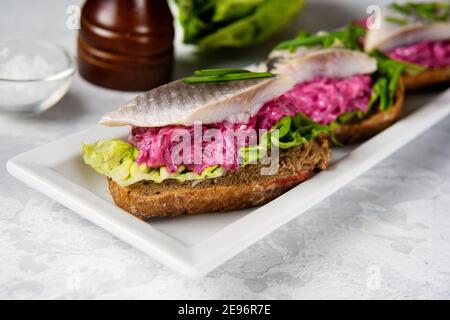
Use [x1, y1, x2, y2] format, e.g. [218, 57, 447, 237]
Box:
[1, 0, 450, 299]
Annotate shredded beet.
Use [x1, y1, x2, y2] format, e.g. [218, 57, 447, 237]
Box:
[388, 40, 450, 68]
[258, 75, 372, 126]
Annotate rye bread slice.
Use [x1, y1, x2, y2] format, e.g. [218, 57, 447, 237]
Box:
[333, 79, 405, 144]
[403, 66, 450, 91]
[108, 136, 330, 219]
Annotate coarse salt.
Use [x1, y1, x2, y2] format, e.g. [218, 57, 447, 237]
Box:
[0, 48, 60, 110]
[0, 48, 56, 80]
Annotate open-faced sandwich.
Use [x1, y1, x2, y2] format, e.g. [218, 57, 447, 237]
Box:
[251, 23, 405, 143]
[82, 71, 332, 219]
[82, 24, 408, 219]
[364, 1, 450, 90]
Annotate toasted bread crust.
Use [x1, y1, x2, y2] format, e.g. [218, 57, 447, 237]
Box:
[108, 137, 330, 219]
[403, 66, 450, 91]
[333, 79, 405, 144]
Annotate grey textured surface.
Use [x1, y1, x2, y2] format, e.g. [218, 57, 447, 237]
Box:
[1, 0, 450, 299]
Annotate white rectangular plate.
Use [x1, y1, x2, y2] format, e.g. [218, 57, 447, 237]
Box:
[7, 89, 450, 277]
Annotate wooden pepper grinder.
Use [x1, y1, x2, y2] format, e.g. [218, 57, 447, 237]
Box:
[77, 0, 174, 91]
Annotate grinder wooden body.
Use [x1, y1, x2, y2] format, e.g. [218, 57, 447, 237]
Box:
[77, 0, 174, 91]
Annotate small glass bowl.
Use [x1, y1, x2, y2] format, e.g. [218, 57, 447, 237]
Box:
[0, 39, 76, 114]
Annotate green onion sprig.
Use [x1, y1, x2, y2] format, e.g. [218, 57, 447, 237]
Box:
[183, 68, 274, 84]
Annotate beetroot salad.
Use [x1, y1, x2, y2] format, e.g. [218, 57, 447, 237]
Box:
[387, 40, 450, 68]
[130, 75, 373, 173]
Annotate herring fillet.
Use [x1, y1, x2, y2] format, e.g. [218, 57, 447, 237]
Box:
[364, 4, 450, 52]
[100, 50, 376, 128]
[365, 22, 450, 52]
[99, 76, 295, 127]
[254, 48, 377, 82]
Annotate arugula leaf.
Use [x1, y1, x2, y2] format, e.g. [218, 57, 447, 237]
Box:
[371, 77, 390, 111]
[396, 61, 427, 76]
[274, 23, 365, 51]
[333, 110, 367, 125]
[390, 2, 414, 15]
[389, 1, 450, 22]
[368, 50, 407, 112]
[333, 51, 423, 127]
[239, 113, 332, 164]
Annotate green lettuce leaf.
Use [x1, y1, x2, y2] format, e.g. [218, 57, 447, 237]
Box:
[82, 139, 224, 187]
[213, 0, 265, 23]
[175, 0, 216, 44]
[199, 0, 305, 48]
[175, 0, 306, 48]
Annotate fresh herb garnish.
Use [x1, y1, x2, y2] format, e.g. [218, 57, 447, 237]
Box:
[394, 60, 427, 76]
[239, 113, 333, 164]
[193, 68, 250, 76]
[390, 2, 413, 15]
[368, 50, 406, 112]
[183, 68, 274, 84]
[385, 16, 408, 25]
[274, 23, 365, 52]
[334, 51, 424, 124]
[334, 110, 367, 124]
[389, 1, 450, 22]
[372, 50, 426, 73]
